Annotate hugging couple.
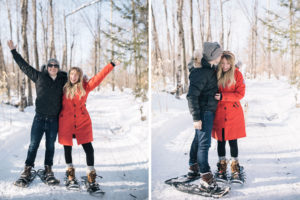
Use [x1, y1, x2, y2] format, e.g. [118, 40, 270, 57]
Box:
[186, 42, 246, 191]
[7, 40, 120, 192]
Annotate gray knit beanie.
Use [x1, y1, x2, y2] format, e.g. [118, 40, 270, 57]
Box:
[202, 42, 223, 61]
[47, 58, 60, 68]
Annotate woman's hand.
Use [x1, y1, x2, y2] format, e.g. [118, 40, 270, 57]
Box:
[7, 40, 17, 50]
[215, 93, 221, 100]
[193, 120, 202, 130]
[112, 59, 120, 66]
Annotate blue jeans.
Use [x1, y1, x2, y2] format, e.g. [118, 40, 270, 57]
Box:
[189, 111, 215, 173]
[25, 114, 58, 167]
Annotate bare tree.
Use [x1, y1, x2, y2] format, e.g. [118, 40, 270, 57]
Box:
[220, 0, 230, 48]
[0, 40, 10, 100]
[172, 1, 177, 85]
[163, 0, 172, 63]
[20, 0, 29, 111]
[39, 2, 48, 63]
[197, 0, 205, 45]
[32, 0, 39, 71]
[62, 12, 67, 71]
[69, 33, 75, 69]
[176, 0, 184, 98]
[16, 0, 21, 98]
[289, 0, 296, 80]
[151, 5, 162, 78]
[190, 0, 195, 53]
[206, 0, 212, 41]
[49, 0, 56, 59]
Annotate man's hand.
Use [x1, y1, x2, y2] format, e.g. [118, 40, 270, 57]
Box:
[7, 40, 17, 50]
[193, 120, 202, 130]
[215, 93, 221, 100]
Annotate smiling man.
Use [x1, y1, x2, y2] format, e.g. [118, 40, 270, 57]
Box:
[7, 40, 67, 187]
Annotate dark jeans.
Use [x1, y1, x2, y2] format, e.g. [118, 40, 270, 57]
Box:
[64, 142, 94, 166]
[217, 129, 238, 157]
[25, 114, 58, 167]
[189, 111, 214, 173]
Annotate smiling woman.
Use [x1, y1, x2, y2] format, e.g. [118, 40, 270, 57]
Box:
[0, 0, 149, 199]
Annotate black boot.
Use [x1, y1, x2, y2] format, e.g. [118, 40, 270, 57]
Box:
[14, 166, 35, 187]
[187, 163, 200, 179]
[44, 165, 60, 185]
[199, 172, 218, 192]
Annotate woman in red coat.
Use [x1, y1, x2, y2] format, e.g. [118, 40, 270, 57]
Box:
[58, 60, 120, 190]
[212, 51, 246, 181]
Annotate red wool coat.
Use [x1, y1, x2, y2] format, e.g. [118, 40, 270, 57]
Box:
[58, 63, 114, 146]
[212, 68, 246, 141]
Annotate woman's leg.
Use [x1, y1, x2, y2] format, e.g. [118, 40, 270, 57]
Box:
[82, 142, 94, 168]
[64, 145, 73, 167]
[217, 129, 226, 161]
[229, 139, 238, 159]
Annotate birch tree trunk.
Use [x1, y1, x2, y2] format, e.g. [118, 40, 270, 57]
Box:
[163, 0, 172, 62]
[176, 0, 183, 98]
[151, 5, 162, 77]
[190, 0, 195, 53]
[20, 0, 29, 111]
[32, 0, 39, 71]
[62, 13, 67, 71]
[49, 0, 56, 59]
[206, 0, 212, 41]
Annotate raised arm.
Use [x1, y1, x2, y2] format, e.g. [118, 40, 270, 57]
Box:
[86, 60, 120, 92]
[7, 40, 40, 82]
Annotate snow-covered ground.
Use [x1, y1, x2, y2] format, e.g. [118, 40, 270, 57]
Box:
[152, 78, 300, 200]
[0, 88, 148, 200]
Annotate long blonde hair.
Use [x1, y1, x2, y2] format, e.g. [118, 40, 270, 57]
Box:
[217, 51, 236, 88]
[64, 67, 86, 99]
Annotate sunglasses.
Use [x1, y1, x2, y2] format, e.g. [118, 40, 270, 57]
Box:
[48, 64, 59, 68]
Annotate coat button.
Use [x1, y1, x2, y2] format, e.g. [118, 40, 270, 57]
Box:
[224, 107, 227, 110]
[225, 118, 227, 121]
[74, 115, 76, 118]
[74, 125, 77, 128]
[73, 104, 76, 107]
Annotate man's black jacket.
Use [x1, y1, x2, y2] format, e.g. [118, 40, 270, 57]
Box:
[186, 58, 219, 121]
[11, 49, 67, 117]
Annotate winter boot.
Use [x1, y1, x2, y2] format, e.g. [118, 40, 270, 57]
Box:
[187, 163, 200, 179]
[44, 165, 60, 185]
[66, 167, 76, 181]
[14, 166, 34, 187]
[215, 160, 227, 180]
[200, 172, 218, 192]
[231, 160, 241, 179]
[65, 167, 79, 189]
[86, 169, 102, 193]
[87, 170, 97, 184]
[199, 172, 218, 192]
[21, 166, 32, 179]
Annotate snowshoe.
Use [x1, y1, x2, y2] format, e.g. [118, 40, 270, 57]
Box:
[64, 167, 80, 190]
[230, 161, 245, 184]
[215, 160, 228, 183]
[174, 182, 230, 198]
[37, 166, 60, 186]
[14, 166, 37, 188]
[165, 174, 200, 186]
[81, 176, 105, 196]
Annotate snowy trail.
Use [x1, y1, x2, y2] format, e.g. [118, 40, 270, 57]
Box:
[152, 79, 300, 200]
[0, 89, 148, 200]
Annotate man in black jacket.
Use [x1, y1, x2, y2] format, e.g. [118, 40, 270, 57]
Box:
[7, 40, 67, 187]
[186, 42, 223, 191]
